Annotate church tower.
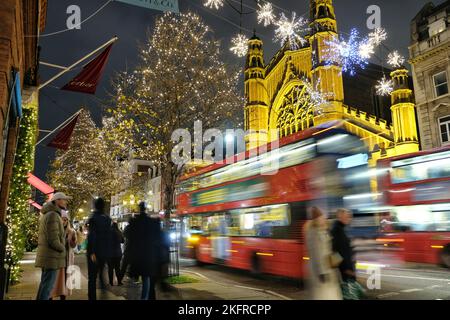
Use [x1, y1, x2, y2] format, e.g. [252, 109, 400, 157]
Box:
[309, 0, 345, 124]
[390, 68, 419, 154]
[244, 33, 269, 149]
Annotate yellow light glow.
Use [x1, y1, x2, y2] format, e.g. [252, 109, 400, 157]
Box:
[376, 238, 404, 243]
[188, 235, 200, 243]
[302, 257, 310, 260]
[431, 245, 444, 249]
[256, 252, 273, 256]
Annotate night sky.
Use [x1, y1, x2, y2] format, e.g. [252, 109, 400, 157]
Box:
[36, 0, 441, 182]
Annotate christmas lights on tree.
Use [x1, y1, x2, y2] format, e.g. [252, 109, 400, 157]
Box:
[107, 12, 243, 219]
[47, 109, 126, 221]
[6, 103, 38, 283]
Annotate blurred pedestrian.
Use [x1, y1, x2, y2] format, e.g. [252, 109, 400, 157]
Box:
[330, 208, 355, 282]
[127, 202, 163, 300]
[331, 208, 365, 299]
[76, 226, 85, 254]
[117, 215, 134, 285]
[305, 207, 342, 300]
[50, 210, 77, 300]
[108, 222, 124, 286]
[35, 192, 71, 300]
[86, 197, 113, 300]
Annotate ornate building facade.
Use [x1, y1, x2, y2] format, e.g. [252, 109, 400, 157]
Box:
[410, 1, 450, 150]
[244, 0, 419, 165]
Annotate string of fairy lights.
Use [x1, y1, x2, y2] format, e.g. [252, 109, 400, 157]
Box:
[202, 0, 408, 97]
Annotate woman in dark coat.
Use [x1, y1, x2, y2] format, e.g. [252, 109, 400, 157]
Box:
[108, 222, 124, 285]
[127, 202, 163, 300]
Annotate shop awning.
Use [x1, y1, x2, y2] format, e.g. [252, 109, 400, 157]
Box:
[27, 172, 54, 198]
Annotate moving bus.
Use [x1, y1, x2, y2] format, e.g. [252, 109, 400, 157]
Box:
[376, 147, 450, 267]
[175, 122, 372, 280]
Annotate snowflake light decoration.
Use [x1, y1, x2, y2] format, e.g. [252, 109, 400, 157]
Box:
[257, 2, 275, 26]
[387, 50, 405, 68]
[375, 75, 394, 96]
[358, 40, 375, 59]
[230, 33, 248, 57]
[324, 28, 369, 76]
[203, 0, 224, 10]
[274, 12, 308, 50]
[368, 27, 387, 46]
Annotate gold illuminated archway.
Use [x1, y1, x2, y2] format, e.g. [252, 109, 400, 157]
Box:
[269, 79, 318, 140]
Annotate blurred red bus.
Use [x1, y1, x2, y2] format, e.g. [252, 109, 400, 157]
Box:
[376, 147, 450, 267]
[175, 123, 372, 280]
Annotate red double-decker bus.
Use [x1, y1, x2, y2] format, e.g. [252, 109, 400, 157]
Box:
[376, 147, 450, 267]
[175, 122, 372, 280]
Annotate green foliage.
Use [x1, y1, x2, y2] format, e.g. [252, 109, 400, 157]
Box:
[6, 104, 38, 283]
[165, 275, 200, 284]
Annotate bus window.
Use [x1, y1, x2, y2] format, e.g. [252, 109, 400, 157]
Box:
[391, 151, 450, 184]
[228, 204, 291, 238]
[390, 204, 450, 232]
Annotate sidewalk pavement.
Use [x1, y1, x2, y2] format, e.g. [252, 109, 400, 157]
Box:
[6, 252, 124, 300]
[6, 252, 285, 300]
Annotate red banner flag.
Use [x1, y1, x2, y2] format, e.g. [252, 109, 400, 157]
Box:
[47, 114, 79, 150]
[61, 44, 113, 94]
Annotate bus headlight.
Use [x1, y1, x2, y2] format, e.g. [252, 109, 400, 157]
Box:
[188, 235, 200, 243]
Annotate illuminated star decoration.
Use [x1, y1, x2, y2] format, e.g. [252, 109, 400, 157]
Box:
[358, 40, 375, 59]
[306, 78, 330, 107]
[203, 0, 224, 10]
[387, 50, 405, 68]
[274, 12, 308, 50]
[368, 27, 387, 46]
[257, 2, 275, 27]
[324, 28, 369, 76]
[375, 75, 394, 96]
[230, 33, 248, 57]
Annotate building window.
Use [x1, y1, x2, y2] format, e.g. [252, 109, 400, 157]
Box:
[433, 71, 448, 97]
[439, 116, 450, 145]
[428, 18, 446, 37]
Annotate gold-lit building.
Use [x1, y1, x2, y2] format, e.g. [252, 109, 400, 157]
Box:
[244, 0, 419, 165]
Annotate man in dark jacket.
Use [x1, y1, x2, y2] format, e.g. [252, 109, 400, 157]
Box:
[86, 197, 112, 300]
[330, 208, 355, 282]
[127, 202, 163, 300]
[108, 222, 124, 286]
[35, 192, 71, 300]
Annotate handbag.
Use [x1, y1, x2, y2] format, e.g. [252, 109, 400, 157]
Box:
[329, 252, 343, 268]
[341, 279, 366, 300]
